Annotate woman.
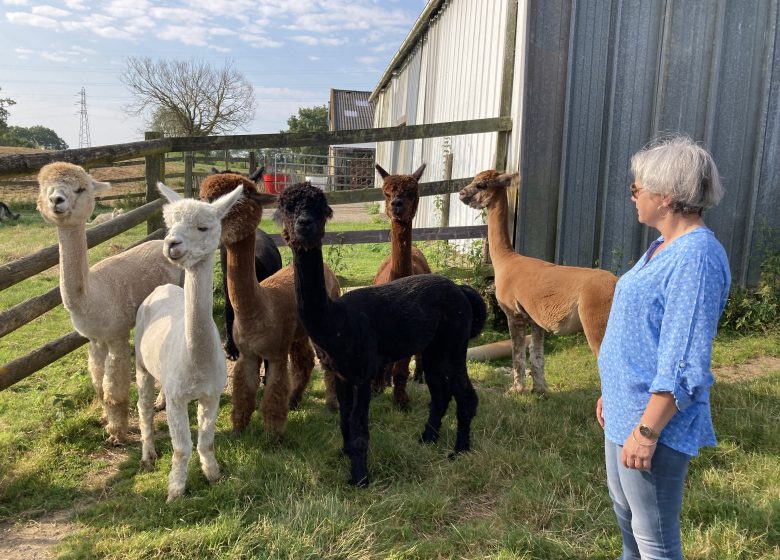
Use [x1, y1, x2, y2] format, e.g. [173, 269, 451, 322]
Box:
[597, 135, 731, 560]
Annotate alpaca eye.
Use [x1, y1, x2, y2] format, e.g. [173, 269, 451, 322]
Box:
[75, 187, 85, 194]
[197, 227, 209, 232]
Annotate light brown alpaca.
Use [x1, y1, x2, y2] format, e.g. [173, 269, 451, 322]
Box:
[459, 170, 617, 393]
[200, 175, 340, 436]
[372, 163, 431, 408]
[36, 162, 182, 444]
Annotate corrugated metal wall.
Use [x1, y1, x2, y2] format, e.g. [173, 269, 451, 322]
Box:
[374, 0, 779, 286]
[522, 0, 780, 285]
[374, 0, 515, 231]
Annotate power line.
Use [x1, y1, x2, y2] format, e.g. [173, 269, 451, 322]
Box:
[78, 87, 91, 149]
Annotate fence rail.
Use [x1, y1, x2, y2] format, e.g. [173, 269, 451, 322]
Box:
[0, 115, 510, 390]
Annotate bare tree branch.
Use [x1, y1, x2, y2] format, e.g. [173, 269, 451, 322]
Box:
[121, 58, 256, 136]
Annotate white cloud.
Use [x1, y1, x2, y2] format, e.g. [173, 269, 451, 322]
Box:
[31, 5, 70, 17]
[357, 56, 379, 66]
[157, 25, 208, 46]
[63, 0, 88, 10]
[3, 0, 29, 5]
[14, 47, 34, 54]
[6, 11, 60, 28]
[41, 51, 70, 62]
[149, 6, 204, 23]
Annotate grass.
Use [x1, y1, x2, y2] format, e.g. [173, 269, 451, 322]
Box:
[1, 206, 780, 559]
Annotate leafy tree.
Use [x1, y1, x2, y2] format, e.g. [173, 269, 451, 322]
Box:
[121, 58, 256, 137]
[283, 105, 329, 172]
[15, 125, 68, 150]
[0, 87, 16, 130]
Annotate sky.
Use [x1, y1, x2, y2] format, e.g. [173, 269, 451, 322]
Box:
[0, 0, 427, 148]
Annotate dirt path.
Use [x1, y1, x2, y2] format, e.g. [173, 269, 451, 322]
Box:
[2, 354, 777, 558]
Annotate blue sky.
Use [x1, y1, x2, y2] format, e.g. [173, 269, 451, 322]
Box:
[1, 0, 426, 148]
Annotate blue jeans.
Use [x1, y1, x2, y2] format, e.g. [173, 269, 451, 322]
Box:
[605, 438, 691, 560]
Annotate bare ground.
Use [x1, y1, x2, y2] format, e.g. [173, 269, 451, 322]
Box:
[1, 354, 777, 558]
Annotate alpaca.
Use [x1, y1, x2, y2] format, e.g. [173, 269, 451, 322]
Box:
[0, 201, 20, 221]
[199, 173, 341, 434]
[135, 182, 243, 502]
[459, 170, 617, 393]
[372, 163, 432, 408]
[36, 162, 182, 444]
[209, 167, 283, 361]
[277, 182, 487, 486]
[87, 207, 124, 226]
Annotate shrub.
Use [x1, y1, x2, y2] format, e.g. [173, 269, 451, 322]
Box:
[720, 253, 780, 332]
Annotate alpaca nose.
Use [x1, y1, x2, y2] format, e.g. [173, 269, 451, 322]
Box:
[50, 194, 65, 205]
[391, 199, 404, 211]
[297, 215, 314, 228]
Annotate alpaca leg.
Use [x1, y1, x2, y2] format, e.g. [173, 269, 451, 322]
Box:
[419, 352, 452, 444]
[136, 366, 157, 469]
[371, 364, 391, 395]
[347, 382, 371, 487]
[449, 365, 479, 458]
[102, 339, 132, 445]
[165, 400, 192, 502]
[154, 388, 166, 412]
[506, 314, 529, 393]
[335, 377, 354, 456]
[528, 324, 547, 393]
[322, 367, 339, 412]
[288, 336, 315, 410]
[87, 341, 108, 422]
[391, 357, 412, 410]
[260, 358, 290, 437]
[231, 354, 261, 433]
[196, 394, 222, 484]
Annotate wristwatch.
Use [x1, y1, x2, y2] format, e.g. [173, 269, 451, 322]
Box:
[638, 424, 660, 441]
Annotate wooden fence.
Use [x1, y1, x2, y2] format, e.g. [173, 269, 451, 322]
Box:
[0, 117, 512, 390]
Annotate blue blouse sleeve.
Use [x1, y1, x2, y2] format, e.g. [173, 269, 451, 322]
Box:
[649, 252, 722, 411]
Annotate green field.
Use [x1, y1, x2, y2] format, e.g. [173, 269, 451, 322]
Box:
[1, 203, 779, 559]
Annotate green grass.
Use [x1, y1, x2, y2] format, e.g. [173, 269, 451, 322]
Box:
[1, 209, 780, 559]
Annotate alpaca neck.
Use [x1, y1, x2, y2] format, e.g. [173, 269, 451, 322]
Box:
[292, 245, 330, 333]
[389, 221, 413, 280]
[184, 259, 216, 361]
[57, 224, 91, 310]
[487, 193, 516, 263]
[225, 233, 262, 321]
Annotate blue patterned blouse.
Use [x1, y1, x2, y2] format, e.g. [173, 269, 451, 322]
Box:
[598, 227, 731, 456]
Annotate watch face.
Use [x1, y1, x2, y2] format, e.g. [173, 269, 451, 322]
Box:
[639, 425, 658, 440]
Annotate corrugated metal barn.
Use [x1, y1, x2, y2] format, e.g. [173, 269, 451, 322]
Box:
[371, 0, 780, 286]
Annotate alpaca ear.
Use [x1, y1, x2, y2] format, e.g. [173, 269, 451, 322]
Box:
[249, 166, 265, 182]
[246, 189, 277, 207]
[375, 164, 389, 179]
[495, 172, 519, 188]
[210, 167, 220, 175]
[156, 181, 182, 203]
[90, 178, 111, 192]
[411, 163, 426, 182]
[211, 185, 244, 220]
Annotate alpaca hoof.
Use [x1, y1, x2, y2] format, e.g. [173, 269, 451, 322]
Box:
[394, 397, 411, 412]
[154, 396, 166, 413]
[223, 342, 239, 361]
[419, 430, 438, 445]
[348, 475, 369, 487]
[105, 433, 126, 447]
[325, 399, 339, 413]
[508, 384, 528, 395]
[166, 488, 185, 503]
[288, 394, 303, 410]
[448, 446, 469, 461]
[531, 385, 548, 395]
[203, 466, 222, 484]
[139, 456, 157, 472]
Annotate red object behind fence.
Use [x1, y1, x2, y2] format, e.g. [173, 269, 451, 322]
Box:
[262, 173, 290, 194]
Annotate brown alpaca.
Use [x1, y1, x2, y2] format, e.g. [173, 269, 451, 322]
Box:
[199, 175, 341, 436]
[372, 163, 431, 408]
[459, 170, 617, 393]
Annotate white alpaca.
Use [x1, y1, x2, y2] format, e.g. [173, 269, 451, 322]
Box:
[88, 207, 124, 226]
[36, 163, 182, 444]
[135, 182, 243, 502]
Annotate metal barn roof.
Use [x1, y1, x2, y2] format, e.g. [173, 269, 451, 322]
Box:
[329, 90, 376, 131]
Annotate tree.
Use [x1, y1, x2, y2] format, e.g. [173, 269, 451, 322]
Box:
[0, 87, 16, 130]
[121, 58, 256, 137]
[283, 105, 329, 172]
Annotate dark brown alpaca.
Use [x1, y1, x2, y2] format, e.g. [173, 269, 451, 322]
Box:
[372, 163, 431, 408]
[199, 174, 341, 436]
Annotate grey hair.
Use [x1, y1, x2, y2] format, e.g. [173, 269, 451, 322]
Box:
[630, 135, 724, 215]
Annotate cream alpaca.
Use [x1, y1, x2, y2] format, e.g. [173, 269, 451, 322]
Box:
[36, 163, 182, 444]
[459, 171, 617, 393]
[88, 207, 124, 226]
[135, 182, 243, 502]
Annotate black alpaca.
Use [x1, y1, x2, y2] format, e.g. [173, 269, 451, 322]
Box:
[0, 201, 20, 221]
[277, 182, 487, 486]
[206, 167, 283, 360]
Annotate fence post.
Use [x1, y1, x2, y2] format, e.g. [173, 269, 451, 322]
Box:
[184, 152, 193, 198]
[144, 131, 165, 234]
[439, 153, 453, 227]
[224, 150, 230, 171]
[249, 151, 257, 175]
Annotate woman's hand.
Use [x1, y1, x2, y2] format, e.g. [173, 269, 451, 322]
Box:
[596, 396, 605, 429]
[621, 429, 657, 471]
